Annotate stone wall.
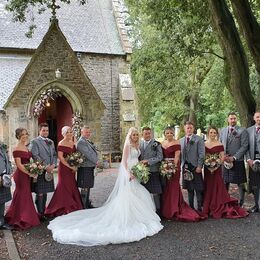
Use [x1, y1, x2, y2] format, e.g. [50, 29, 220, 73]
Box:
[2, 22, 139, 155]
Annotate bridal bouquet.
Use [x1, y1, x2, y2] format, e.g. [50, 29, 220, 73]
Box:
[160, 159, 176, 180]
[131, 162, 150, 184]
[66, 151, 85, 167]
[204, 153, 221, 173]
[24, 159, 44, 176]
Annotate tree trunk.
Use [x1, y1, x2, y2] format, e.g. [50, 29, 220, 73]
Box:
[230, 0, 260, 75]
[208, 0, 256, 126]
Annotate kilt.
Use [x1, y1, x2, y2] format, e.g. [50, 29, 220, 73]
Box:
[142, 171, 162, 194]
[31, 171, 55, 194]
[222, 161, 246, 185]
[0, 186, 11, 204]
[77, 167, 95, 188]
[182, 172, 204, 191]
[249, 168, 260, 189]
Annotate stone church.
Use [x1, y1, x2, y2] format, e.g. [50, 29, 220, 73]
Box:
[0, 0, 138, 159]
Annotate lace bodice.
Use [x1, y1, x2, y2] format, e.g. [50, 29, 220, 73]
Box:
[127, 147, 141, 171]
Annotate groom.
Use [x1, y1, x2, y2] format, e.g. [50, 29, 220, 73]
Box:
[139, 127, 163, 214]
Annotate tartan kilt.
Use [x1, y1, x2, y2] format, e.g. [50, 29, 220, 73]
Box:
[182, 172, 204, 191]
[142, 171, 162, 194]
[31, 171, 55, 194]
[77, 167, 95, 188]
[222, 161, 247, 185]
[0, 186, 11, 204]
[249, 168, 260, 188]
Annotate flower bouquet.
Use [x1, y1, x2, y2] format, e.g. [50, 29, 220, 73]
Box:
[204, 153, 221, 173]
[24, 159, 44, 182]
[160, 159, 176, 180]
[131, 162, 150, 184]
[66, 151, 85, 167]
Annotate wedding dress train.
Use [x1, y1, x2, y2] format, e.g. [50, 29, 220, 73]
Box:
[48, 144, 163, 246]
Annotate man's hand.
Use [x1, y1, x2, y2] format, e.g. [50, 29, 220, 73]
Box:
[45, 164, 55, 173]
[140, 160, 149, 165]
[248, 159, 254, 168]
[195, 166, 202, 173]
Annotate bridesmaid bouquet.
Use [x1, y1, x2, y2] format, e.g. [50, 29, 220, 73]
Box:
[160, 159, 176, 180]
[131, 162, 150, 184]
[204, 153, 221, 173]
[24, 159, 44, 178]
[66, 151, 85, 167]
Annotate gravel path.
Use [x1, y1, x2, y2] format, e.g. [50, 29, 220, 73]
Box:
[4, 166, 260, 259]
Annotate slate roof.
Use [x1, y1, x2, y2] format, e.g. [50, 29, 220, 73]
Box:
[0, 54, 31, 109]
[0, 0, 125, 55]
[0, 0, 127, 109]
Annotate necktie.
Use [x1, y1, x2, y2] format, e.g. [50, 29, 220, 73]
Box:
[186, 136, 190, 144]
[230, 127, 234, 133]
[44, 139, 49, 145]
[257, 127, 260, 133]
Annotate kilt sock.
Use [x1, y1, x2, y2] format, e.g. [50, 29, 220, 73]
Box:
[0, 203, 4, 225]
[238, 184, 245, 206]
[188, 190, 195, 209]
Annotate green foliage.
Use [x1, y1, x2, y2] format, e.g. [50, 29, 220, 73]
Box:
[127, 0, 238, 134]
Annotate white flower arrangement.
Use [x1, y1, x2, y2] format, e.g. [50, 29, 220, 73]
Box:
[32, 88, 62, 117]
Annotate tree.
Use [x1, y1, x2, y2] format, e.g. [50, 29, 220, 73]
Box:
[208, 0, 256, 126]
[127, 0, 260, 126]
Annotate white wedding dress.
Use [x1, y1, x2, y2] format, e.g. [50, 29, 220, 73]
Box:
[48, 146, 163, 246]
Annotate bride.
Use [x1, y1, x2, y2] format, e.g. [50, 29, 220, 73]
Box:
[48, 127, 163, 246]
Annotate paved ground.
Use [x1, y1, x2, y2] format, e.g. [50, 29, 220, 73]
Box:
[2, 165, 260, 260]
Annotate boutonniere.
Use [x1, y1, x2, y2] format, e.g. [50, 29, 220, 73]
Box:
[232, 130, 237, 136]
[189, 140, 195, 145]
[0, 143, 8, 151]
[46, 140, 52, 145]
[152, 141, 159, 150]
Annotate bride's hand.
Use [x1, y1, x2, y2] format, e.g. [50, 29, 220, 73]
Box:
[129, 173, 135, 181]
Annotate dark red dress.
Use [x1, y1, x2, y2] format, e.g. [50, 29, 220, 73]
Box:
[45, 145, 83, 217]
[5, 151, 40, 230]
[203, 145, 248, 219]
[161, 145, 201, 221]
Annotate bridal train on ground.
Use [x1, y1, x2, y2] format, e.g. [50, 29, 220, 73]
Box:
[48, 128, 163, 246]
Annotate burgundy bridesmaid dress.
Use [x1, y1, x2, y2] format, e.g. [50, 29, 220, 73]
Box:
[161, 144, 201, 221]
[5, 151, 40, 230]
[203, 145, 248, 219]
[45, 145, 83, 217]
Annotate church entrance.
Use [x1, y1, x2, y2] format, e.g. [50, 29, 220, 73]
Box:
[38, 95, 73, 146]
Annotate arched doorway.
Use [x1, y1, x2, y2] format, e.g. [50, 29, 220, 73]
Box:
[38, 95, 73, 146]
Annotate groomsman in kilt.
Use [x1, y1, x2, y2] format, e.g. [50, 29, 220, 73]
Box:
[30, 123, 57, 220]
[139, 127, 163, 213]
[246, 112, 260, 212]
[220, 112, 249, 207]
[77, 126, 98, 209]
[180, 121, 205, 211]
[0, 142, 12, 229]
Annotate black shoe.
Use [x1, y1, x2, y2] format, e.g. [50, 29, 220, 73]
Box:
[86, 200, 95, 209]
[39, 215, 48, 222]
[86, 202, 95, 209]
[0, 223, 14, 230]
[249, 206, 259, 213]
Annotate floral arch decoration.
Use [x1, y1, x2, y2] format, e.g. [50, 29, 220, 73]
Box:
[32, 88, 62, 117]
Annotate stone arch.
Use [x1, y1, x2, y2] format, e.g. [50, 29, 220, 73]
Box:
[27, 79, 84, 117]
